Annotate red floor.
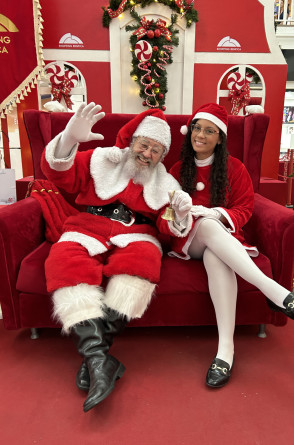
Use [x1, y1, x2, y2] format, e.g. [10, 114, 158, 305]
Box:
[1, 320, 294, 444]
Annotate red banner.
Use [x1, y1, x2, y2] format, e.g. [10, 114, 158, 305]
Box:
[0, 0, 44, 118]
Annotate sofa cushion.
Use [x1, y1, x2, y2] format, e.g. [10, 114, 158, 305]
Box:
[16, 240, 273, 296]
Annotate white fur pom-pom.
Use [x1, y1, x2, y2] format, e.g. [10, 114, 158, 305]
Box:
[107, 146, 123, 163]
[44, 100, 66, 112]
[180, 125, 188, 135]
[245, 105, 264, 114]
[196, 182, 205, 191]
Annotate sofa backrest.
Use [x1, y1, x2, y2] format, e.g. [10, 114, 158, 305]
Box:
[23, 109, 269, 192]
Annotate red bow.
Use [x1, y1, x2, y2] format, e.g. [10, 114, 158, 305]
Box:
[156, 19, 172, 41]
[47, 66, 78, 110]
[133, 17, 153, 40]
[228, 84, 251, 116]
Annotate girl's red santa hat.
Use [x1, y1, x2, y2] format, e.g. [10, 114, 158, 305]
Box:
[180, 103, 228, 136]
[115, 108, 171, 154]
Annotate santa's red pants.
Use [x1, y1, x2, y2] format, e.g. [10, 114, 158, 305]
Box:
[45, 240, 162, 292]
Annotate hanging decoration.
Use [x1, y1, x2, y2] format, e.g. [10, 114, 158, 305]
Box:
[102, 0, 198, 28]
[0, 0, 44, 118]
[46, 64, 79, 110]
[126, 11, 179, 110]
[227, 71, 253, 115]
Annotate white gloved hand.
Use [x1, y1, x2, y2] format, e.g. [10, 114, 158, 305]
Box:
[171, 190, 192, 223]
[191, 205, 221, 220]
[55, 102, 105, 158]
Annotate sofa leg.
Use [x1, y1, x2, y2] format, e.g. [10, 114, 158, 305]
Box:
[30, 328, 40, 339]
[257, 324, 267, 338]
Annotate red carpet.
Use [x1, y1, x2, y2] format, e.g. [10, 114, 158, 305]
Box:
[1, 320, 294, 444]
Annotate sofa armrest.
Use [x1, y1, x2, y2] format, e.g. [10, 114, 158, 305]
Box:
[244, 193, 294, 290]
[0, 198, 45, 329]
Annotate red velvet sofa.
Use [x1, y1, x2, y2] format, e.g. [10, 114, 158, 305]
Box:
[1, 110, 294, 337]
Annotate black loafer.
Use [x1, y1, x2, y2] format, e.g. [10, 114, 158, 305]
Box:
[267, 292, 294, 320]
[206, 357, 232, 388]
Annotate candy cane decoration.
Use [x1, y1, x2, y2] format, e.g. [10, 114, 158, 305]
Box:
[154, 45, 173, 77]
[135, 40, 153, 62]
[46, 64, 65, 85]
[138, 62, 159, 108]
[227, 72, 245, 91]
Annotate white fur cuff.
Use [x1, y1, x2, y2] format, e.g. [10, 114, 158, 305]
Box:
[45, 133, 79, 172]
[52, 283, 105, 334]
[104, 274, 156, 319]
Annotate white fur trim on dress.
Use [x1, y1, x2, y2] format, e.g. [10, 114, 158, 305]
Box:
[104, 274, 156, 319]
[45, 132, 79, 172]
[58, 231, 108, 256]
[90, 147, 181, 210]
[52, 284, 105, 334]
[110, 233, 162, 254]
[215, 208, 235, 233]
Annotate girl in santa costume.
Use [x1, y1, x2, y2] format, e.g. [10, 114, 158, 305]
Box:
[41, 102, 180, 412]
[167, 103, 294, 388]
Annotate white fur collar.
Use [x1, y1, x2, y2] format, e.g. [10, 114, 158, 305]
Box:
[90, 146, 181, 210]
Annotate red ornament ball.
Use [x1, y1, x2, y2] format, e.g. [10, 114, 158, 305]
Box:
[154, 29, 161, 38]
[147, 30, 154, 39]
[143, 65, 148, 70]
[146, 75, 151, 82]
[154, 83, 160, 88]
[153, 46, 158, 52]
[162, 106, 166, 111]
[142, 101, 147, 106]
[158, 93, 164, 100]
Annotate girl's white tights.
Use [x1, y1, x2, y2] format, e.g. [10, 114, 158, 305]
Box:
[188, 218, 290, 367]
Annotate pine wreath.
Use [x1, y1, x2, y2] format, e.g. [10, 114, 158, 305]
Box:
[126, 10, 179, 110]
[102, 0, 198, 28]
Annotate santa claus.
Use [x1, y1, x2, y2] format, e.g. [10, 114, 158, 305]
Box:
[41, 102, 183, 412]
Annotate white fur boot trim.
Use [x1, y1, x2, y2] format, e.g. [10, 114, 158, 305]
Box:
[104, 274, 156, 319]
[52, 283, 105, 334]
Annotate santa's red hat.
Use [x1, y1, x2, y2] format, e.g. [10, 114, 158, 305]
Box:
[180, 103, 228, 136]
[115, 108, 171, 153]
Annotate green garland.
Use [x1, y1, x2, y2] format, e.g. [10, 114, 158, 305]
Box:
[102, 0, 198, 28]
[126, 10, 179, 110]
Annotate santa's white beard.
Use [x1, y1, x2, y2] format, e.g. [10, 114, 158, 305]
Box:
[124, 150, 156, 185]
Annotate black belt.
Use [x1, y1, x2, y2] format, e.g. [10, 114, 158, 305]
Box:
[87, 203, 153, 226]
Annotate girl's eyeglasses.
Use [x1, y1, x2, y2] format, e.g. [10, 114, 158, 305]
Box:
[190, 124, 219, 136]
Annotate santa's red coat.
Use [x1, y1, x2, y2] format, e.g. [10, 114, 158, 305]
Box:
[41, 138, 180, 290]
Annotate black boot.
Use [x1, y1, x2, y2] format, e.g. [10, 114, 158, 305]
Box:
[72, 318, 125, 412]
[76, 308, 127, 391]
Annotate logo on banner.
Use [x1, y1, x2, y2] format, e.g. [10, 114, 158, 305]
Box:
[59, 33, 84, 48]
[0, 14, 19, 54]
[217, 36, 241, 52]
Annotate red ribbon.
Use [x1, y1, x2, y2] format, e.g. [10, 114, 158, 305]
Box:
[133, 17, 153, 40]
[106, 0, 128, 18]
[156, 19, 172, 41]
[50, 70, 78, 110]
[133, 17, 172, 41]
[228, 83, 251, 115]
